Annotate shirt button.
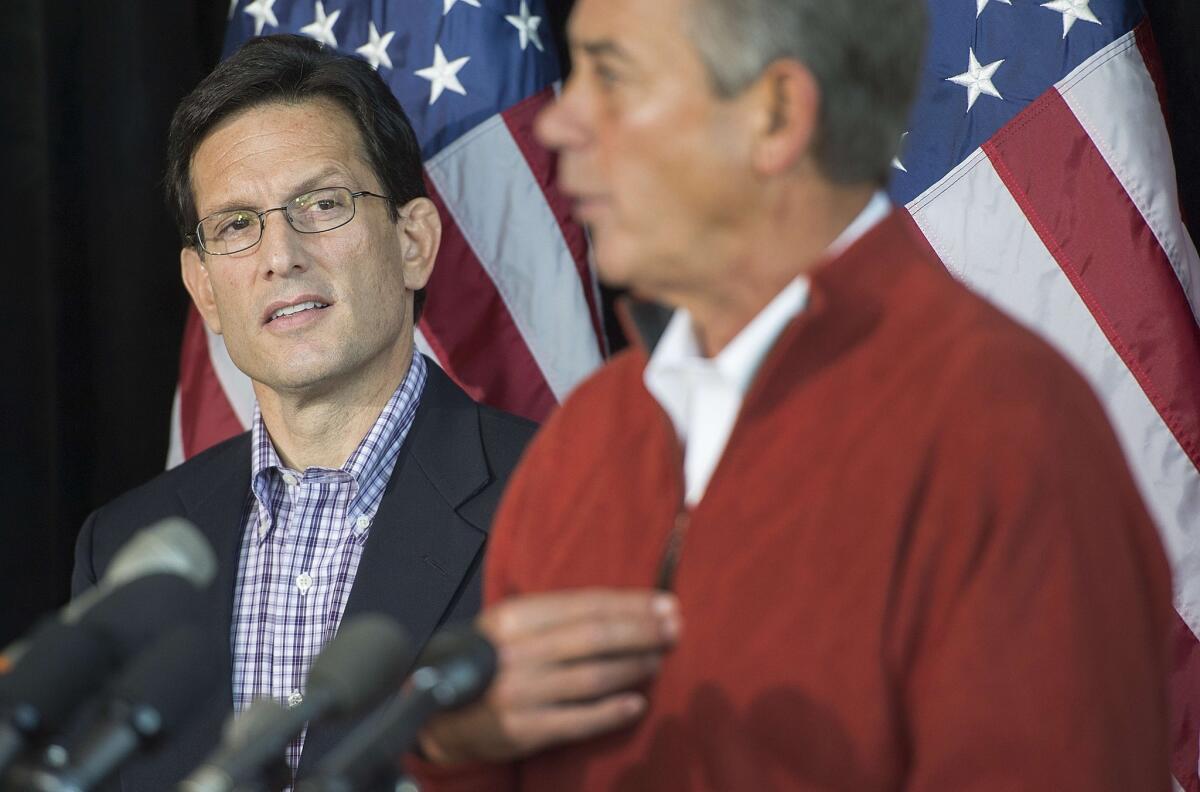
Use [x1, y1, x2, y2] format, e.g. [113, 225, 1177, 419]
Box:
[296, 572, 313, 594]
[282, 472, 298, 487]
[257, 517, 269, 537]
[287, 690, 303, 708]
[355, 515, 371, 531]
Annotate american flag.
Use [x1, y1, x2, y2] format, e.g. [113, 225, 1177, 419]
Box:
[167, 0, 605, 465]
[891, 1, 1199, 788]
[170, 0, 1199, 785]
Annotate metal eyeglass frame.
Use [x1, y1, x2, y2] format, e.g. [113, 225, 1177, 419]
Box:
[185, 188, 396, 255]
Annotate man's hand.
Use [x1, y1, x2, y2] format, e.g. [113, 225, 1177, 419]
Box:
[418, 588, 681, 765]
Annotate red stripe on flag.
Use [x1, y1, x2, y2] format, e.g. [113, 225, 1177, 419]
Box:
[501, 87, 606, 357]
[420, 176, 558, 423]
[1170, 612, 1200, 791]
[177, 306, 244, 458]
[982, 90, 1200, 472]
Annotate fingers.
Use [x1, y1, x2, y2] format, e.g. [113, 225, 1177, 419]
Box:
[481, 589, 680, 666]
[495, 652, 662, 709]
[418, 588, 681, 766]
[420, 690, 648, 765]
[499, 692, 649, 755]
[482, 588, 678, 638]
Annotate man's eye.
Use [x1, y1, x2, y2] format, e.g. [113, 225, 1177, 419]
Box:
[595, 64, 619, 86]
[295, 193, 345, 215]
[216, 213, 254, 238]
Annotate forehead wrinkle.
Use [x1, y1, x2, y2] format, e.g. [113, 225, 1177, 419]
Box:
[201, 164, 360, 217]
[191, 102, 373, 218]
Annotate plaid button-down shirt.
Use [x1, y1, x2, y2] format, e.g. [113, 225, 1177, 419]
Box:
[230, 353, 427, 781]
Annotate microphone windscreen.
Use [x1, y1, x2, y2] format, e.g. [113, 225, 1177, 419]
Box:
[80, 573, 207, 661]
[109, 624, 223, 736]
[415, 626, 497, 709]
[306, 614, 410, 715]
[0, 622, 117, 732]
[104, 518, 217, 592]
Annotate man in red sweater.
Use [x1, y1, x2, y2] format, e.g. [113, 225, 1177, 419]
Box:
[413, 0, 1173, 788]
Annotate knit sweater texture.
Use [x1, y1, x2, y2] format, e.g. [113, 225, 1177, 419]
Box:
[421, 211, 1171, 791]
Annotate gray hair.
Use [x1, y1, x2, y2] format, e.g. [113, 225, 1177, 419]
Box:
[687, 0, 926, 186]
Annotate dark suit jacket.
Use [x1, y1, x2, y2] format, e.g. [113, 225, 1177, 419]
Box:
[71, 359, 537, 790]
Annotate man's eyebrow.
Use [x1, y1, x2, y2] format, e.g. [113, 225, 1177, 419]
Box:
[290, 166, 357, 197]
[200, 165, 355, 216]
[576, 38, 630, 62]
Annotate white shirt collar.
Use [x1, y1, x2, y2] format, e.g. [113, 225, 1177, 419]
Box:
[643, 190, 890, 504]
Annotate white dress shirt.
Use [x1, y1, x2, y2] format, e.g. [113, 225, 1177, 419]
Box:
[643, 191, 891, 505]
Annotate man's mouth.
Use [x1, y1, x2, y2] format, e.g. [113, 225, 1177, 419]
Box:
[264, 299, 331, 325]
[571, 195, 609, 223]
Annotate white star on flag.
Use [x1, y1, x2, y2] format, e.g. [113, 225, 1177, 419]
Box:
[415, 44, 470, 105]
[946, 47, 1005, 113]
[1040, 0, 1102, 38]
[506, 1, 545, 52]
[443, 0, 481, 14]
[355, 22, 395, 70]
[976, 0, 1011, 17]
[228, 0, 239, 21]
[892, 132, 910, 173]
[300, 1, 340, 48]
[243, 0, 278, 36]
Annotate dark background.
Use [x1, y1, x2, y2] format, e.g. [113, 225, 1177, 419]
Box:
[0, 0, 1195, 644]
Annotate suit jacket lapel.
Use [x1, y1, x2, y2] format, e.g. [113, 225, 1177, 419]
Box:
[297, 362, 492, 776]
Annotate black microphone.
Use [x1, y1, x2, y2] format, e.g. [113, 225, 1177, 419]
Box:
[1, 517, 217, 668]
[7, 624, 224, 792]
[63, 517, 216, 624]
[297, 625, 497, 792]
[177, 613, 411, 792]
[0, 574, 208, 775]
[0, 624, 117, 774]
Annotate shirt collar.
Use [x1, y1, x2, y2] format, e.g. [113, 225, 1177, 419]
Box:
[644, 191, 890, 435]
[827, 190, 892, 260]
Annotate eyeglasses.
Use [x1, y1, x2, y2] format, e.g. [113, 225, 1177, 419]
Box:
[188, 187, 395, 255]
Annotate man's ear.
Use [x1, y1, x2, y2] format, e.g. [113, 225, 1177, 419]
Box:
[396, 197, 442, 292]
[180, 246, 223, 335]
[745, 59, 821, 176]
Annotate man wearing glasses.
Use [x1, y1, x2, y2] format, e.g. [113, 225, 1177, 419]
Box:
[70, 34, 536, 790]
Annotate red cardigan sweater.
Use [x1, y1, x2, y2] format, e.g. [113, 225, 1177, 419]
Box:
[422, 212, 1171, 791]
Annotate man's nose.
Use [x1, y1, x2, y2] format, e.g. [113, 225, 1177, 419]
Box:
[534, 77, 589, 151]
[255, 208, 309, 279]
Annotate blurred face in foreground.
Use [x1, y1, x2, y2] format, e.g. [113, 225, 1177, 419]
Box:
[535, 0, 771, 307]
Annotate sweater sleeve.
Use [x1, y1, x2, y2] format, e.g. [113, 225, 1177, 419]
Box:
[894, 336, 1171, 791]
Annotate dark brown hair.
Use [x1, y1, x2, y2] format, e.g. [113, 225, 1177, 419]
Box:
[166, 34, 428, 318]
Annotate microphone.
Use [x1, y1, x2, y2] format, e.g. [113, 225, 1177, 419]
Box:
[0, 574, 208, 775]
[1, 518, 217, 670]
[0, 624, 117, 775]
[62, 517, 217, 624]
[6, 624, 224, 792]
[297, 625, 497, 792]
[178, 613, 411, 792]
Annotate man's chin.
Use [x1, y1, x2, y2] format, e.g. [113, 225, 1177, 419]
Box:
[246, 360, 340, 400]
[591, 237, 634, 289]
